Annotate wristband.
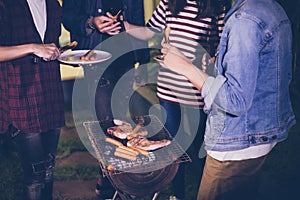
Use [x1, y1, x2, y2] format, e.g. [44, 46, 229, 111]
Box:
[87, 17, 95, 30]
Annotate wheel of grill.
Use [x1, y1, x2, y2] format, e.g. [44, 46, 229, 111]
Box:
[107, 162, 179, 197]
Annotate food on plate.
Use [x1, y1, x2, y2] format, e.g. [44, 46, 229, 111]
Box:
[105, 137, 123, 147]
[114, 150, 137, 161]
[88, 52, 97, 61]
[63, 55, 75, 61]
[59, 50, 96, 62]
[59, 41, 78, 53]
[127, 137, 171, 151]
[80, 50, 95, 61]
[107, 120, 133, 139]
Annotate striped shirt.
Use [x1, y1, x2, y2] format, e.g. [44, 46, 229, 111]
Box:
[147, 0, 227, 107]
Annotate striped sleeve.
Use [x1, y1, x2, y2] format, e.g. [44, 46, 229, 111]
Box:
[146, 0, 167, 32]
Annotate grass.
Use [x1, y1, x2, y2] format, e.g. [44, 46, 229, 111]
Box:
[54, 165, 99, 181]
[0, 132, 99, 200]
[0, 138, 23, 200]
[57, 137, 87, 159]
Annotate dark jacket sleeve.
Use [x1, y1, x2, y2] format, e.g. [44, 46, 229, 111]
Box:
[62, 0, 90, 37]
[124, 0, 145, 26]
[125, 0, 150, 64]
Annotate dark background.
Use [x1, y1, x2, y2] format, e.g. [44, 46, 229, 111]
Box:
[1, 0, 300, 199]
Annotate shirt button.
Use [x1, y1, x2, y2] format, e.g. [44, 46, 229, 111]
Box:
[266, 32, 272, 39]
[235, 13, 241, 18]
[98, 8, 102, 13]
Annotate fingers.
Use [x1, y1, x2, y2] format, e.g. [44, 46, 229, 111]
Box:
[161, 43, 171, 55]
[100, 22, 121, 35]
[48, 44, 60, 60]
[42, 43, 60, 61]
[93, 16, 121, 34]
[162, 44, 187, 60]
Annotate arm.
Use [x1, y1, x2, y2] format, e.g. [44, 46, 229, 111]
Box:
[123, 21, 156, 40]
[123, 0, 167, 41]
[62, 0, 122, 37]
[91, 16, 121, 35]
[161, 44, 209, 91]
[163, 18, 262, 117]
[202, 19, 262, 116]
[0, 43, 60, 62]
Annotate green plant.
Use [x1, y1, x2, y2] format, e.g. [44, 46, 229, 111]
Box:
[54, 165, 99, 181]
[57, 138, 87, 159]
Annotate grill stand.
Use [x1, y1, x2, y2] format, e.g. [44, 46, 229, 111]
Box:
[105, 161, 179, 199]
[83, 116, 191, 199]
[110, 191, 160, 200]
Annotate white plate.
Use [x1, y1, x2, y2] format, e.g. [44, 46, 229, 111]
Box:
[153, 55, 167, 68]
[58, 50, 112, 65]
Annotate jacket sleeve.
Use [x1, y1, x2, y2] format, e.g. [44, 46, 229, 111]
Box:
[0, 1, 6, 44]
[125, 0, 150, 64]
[124, 0, 145, 26]
[62, 0, 90, 37]
[202, 18, 263, 116]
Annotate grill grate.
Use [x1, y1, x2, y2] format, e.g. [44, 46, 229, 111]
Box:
[83, 115, 191, 176]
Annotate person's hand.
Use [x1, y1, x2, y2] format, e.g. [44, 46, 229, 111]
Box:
[161, 43, 209, 91]
[92, 16, 121, 35]
[32, 43, 60, 61]
[161, 43, 192, 75]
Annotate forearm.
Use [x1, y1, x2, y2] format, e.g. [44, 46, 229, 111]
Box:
[182, 62, 209, 91]
[125, 22, 155, 40]
[163, 45, 209, 91]
[0, 44, 34, 62]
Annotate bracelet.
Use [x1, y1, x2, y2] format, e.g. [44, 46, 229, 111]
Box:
[87, 17, 95, 30]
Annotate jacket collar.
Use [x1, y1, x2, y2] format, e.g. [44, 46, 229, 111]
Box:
[225, 0, 247, 22]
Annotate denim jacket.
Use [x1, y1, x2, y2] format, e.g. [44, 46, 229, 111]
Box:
[201, 0, 296, 151]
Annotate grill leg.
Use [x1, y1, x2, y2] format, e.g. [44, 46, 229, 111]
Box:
[152, 192, 160, 200]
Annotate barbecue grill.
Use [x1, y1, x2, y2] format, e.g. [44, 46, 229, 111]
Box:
[83, 115, 191, 199]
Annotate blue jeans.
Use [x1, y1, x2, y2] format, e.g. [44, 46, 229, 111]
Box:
[159, 100, 207, 199]
[10, 126, 60, 200]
